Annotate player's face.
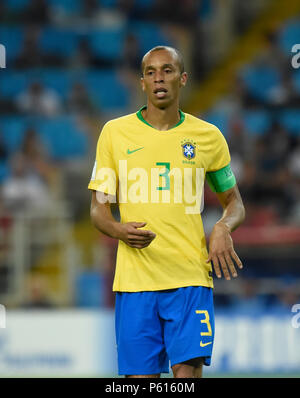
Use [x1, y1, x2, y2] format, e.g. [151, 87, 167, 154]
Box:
[141, 49, 187, 108]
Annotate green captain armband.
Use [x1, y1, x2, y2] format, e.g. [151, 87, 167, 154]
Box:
[206, 164, 236, 193]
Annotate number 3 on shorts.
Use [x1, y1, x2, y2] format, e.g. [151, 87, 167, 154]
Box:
[195, 310, 212, 336]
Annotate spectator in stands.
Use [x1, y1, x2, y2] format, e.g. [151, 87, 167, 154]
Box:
[218, 74, 259, 114]
[118, 0, 138, 19]
[238, 160, 259, 208]
[268, 279, 300, 315]
[175, 0, 199, 27]
[255, 31, 290, 75]
[0, 87, 17, 115]
[289, 138, 300, 180]
[14, 26, 44, 69]
[150, 0, 198, 27]
[22, 273, 55, 309]
[15, 81, 62, 117]
[287, 139, 300, 223]
[252, 123, 295, 217]
[251, 31, 300, 108]
[20, 127, 57, 188]
[71, 0, 103, 25]
[228, 118, 253, 160]
[120, 33, 142, 73]
[22, 0, 50, 25]
[152, 0, 179, 23]
[0, 2, 6, 23]
[0, 1, 20, 24]
[0, 193, 12, 296]
[269, 70, 300, 108]
[229, 277, 267, 315]
[1, 153, 51, 214]
[118, 0, 156, 21]
[81, 0, 101, 20]
[0, 155, 9, 191]
[14, 25, 64, 68]
[68, 37, 97, 69]
[69, 36, 113, 68]
[66, 82, 97, 116]
[0, 130, 8, 163]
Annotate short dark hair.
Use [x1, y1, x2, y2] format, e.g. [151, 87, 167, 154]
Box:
[141, 46, 185, 75]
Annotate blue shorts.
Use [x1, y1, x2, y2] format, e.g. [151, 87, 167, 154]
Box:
[115, 286, 215, 375]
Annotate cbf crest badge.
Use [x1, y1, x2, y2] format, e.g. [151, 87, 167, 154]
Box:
[181, 139, 196, 160]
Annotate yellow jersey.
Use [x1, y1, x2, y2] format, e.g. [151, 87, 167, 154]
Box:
[88, 107, 231, 291]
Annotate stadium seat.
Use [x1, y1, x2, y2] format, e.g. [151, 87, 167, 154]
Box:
[198, 0, 213, 18]
[36, 116, 89, 159]
[3, 0, 29, 11]
[37, 69, 71, 100]
[133, 0, 154, 10]
[129, 21, 173, 55]
[0, 161, 10, 183]
[82, 69, 129, 110]
[0, 27, 23, 62]
[203, 109, 230, 136]
[240, 65, 280, 102]
[99, 0, 118, 8]
[75, 271, 104, 307]
[0, 69, 70, 101]
[88, 27, 126, 61]
[0, 68, 130, 109]
[242, 109, 271, 136]
[292, 69, 300, 95]
[0, 116, 27, 152]
[0, 113, 89, 160]
[46, 0, 81, 14]
[277, 109, 300, 136]
[0, 70, 29, 98]
[40, 27, 79, 57]
[278, 18, 300, 55]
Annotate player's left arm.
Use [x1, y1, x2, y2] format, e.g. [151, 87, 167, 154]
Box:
[207, 184, 245, 280]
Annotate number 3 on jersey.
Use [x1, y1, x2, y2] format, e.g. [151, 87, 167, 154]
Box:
[156, 162, 170, 191]
[195, 310, 212, 336]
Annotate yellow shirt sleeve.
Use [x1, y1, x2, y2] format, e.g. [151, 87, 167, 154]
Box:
[88, 122, 118, 195]
[206, 126, 231, 172]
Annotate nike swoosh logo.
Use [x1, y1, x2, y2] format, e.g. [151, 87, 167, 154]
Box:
[127, 147, 144, 155]
[200, 341, 212, 347]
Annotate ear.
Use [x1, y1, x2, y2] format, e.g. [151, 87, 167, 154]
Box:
[180, 72, 188, 88]
[140, 76, 146, 92]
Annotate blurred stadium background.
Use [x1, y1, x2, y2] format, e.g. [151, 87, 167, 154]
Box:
[0, 0, 300, 377]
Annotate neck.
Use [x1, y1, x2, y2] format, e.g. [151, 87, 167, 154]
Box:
[142, 101, 180, 131]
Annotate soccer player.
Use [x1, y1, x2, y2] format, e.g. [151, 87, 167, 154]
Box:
[88, 46, 245, 378]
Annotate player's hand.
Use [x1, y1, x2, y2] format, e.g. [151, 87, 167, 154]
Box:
[206, 222, 243, 280]
[117, 222, 156, 249]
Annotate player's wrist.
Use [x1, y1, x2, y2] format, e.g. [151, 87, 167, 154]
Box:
[110, 221, 124, 240]
[214, 221, 231, 233]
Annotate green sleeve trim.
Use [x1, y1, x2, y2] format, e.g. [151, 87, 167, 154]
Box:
[206, 164, 236, 193]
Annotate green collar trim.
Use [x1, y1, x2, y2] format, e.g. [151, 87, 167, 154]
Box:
[136, 105, 185, 130]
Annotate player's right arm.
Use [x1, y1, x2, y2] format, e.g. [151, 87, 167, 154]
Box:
[90, 190, 156, 249]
